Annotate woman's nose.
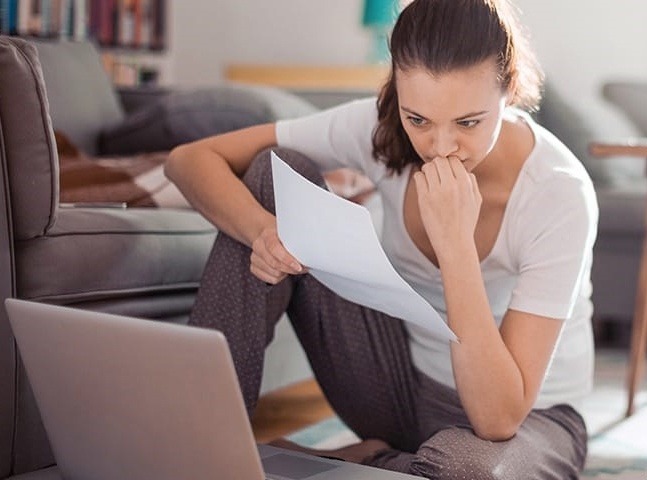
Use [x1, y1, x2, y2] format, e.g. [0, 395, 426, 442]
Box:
[432, 129, 459, 158]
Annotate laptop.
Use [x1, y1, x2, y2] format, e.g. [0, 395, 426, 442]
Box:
[5, 299, 421, 480]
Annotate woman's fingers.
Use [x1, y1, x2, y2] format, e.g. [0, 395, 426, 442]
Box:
[267, 237, 304, 274]
[418, 157, 469, 193]
[250, 226, 306, 284]
[469, 171, 483, 206]
[414, 156, 482, 247]
[413, 170, 429, 197]
[250, 251, 288, 284]
[431, 156, 455, 183]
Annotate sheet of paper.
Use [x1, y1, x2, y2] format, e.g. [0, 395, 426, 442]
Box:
[271, 151, 457, 343]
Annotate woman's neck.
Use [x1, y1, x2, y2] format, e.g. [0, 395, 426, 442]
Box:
[473, 112, 535, 186]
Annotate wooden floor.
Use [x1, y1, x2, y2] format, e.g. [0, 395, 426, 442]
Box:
[251, 379, 335, 443]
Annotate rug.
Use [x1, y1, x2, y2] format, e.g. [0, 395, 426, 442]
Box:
[581, 350, 647, 479]
[288, 348, 647, 479]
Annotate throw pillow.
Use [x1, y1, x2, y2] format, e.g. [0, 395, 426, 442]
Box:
[56, 131, 189, 208]
[98, 84, 319, 155]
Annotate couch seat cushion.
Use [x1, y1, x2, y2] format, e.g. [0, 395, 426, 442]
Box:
[16, 208, 216, 304]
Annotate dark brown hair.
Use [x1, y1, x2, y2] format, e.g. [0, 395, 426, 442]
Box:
[373, 0, 544, 173]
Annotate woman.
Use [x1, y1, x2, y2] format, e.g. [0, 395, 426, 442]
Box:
[165, 0, 597, 477]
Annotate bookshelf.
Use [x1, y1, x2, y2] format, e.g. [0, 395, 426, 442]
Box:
[0, 0, 168, 86]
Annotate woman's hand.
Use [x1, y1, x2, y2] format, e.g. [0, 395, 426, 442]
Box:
[413, 156, 482, 256]
[250, 224, 306, 284]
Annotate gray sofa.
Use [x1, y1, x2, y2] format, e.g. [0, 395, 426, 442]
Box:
[0, 36, 315, 479]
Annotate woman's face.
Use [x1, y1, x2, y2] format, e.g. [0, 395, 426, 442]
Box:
[395, 59, 508, 172]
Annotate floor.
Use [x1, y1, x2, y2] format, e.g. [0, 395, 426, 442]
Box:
[251, 378, 334, 443]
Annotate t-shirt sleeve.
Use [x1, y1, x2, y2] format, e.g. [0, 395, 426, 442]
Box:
[275, 97, 386, 183]
[508, 175, 598, 320]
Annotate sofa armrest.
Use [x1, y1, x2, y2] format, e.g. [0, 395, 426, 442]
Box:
[116, 86, 173, 115]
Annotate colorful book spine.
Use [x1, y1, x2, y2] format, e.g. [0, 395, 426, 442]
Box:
[149, 0, 163, 50]
[0, 1, 6, 33]
[40, 0, 52, 36]
[17, 0, 32, 34]
[98, 0, 115, 45]
[0, 0, 18, 34]
[72, 0, 87, 40]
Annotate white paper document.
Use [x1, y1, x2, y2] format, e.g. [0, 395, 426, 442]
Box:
[271, 151, 457, 342]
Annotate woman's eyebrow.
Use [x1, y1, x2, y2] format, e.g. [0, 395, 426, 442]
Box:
[454, 110, 488, 121]
[400, 106, 428, 119]
[400, 106, 488, 121]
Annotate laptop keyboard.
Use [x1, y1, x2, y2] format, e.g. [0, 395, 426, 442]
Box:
[262, 453, 340, 479]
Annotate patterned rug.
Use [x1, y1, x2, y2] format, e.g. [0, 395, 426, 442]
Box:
[288, 349, 647, 479]
[581, 350, 647, 479]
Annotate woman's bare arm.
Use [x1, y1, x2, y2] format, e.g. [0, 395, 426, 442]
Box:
[165, 123, 303, 283]
[442, 246, 563, 440]
[165, 123, 277, 246]
[414, 157, 563, 440]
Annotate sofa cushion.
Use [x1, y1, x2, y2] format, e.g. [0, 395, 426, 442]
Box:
[591, 183, 647, 321]
[34, 40, 125, 156]
[98, 84, 319, 155]
[596, 183, 647, 235]
[16, 208, 216, 304]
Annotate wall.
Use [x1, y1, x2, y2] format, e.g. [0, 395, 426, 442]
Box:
[167, 0, 647, 136]
[514, 0, 647, 136]
[168, 0, 371, 87]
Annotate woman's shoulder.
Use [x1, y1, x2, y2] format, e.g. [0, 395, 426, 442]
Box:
[513, 110, 593, 188]
[275, 96, 387, 180]
[332, 96, 379, 122]
[278, 96, 379, 142]
[501, 111, 597, 225]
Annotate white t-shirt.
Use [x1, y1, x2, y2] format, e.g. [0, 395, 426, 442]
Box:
[276, 98, 599, 410]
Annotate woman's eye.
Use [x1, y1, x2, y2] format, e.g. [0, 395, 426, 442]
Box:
[458, 119, 480, 128]
[407, 116, 425, 126]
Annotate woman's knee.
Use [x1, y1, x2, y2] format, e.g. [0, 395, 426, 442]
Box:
[409, 423, 582, 480]
[243, 147, 327, 212]
[408, 428, 521, 480]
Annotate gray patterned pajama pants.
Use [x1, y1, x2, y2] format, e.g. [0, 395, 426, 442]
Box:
[189, 148, 588, 479]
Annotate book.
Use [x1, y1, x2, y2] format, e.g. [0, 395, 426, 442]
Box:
[72, 0, 87, 40]
[16, 0, 30, 34]
[0, 0, 18, 34]
[149, 0, 164, 50]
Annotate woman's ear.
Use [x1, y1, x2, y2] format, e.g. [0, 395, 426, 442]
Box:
[503, 84, 515, 106]
[504, 75, 518, 106]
